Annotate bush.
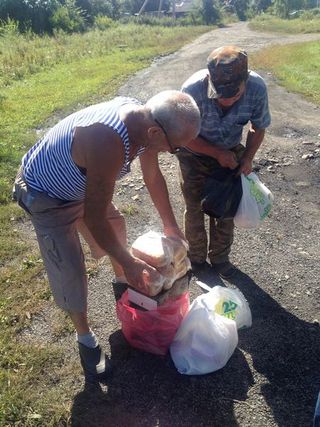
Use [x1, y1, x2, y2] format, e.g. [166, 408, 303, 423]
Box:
[50, 3, 87, 33]
[119, 15, 180, 26]
[94, 14, 117, 29]
[300, 8, 320, 19]
[0, 18, 20, 38]
[179, 13, 204, 26]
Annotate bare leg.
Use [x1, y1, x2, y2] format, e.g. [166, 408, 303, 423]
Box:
[68, 311, 90, 335]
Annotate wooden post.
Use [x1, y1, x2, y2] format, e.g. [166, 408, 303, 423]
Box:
[172, 0, 176, 19]
[138, 0, 150, 15]
[158, 0, 164, 17]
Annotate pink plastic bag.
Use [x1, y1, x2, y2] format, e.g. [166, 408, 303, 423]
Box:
[116, 291, 190, 355]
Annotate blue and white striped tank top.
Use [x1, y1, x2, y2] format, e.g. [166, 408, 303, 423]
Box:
[22, 97, 145, 201]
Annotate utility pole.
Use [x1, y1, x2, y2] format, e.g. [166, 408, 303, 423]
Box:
[138, 0, 150, 15]
[158, 0, 164, 17]
[172, 0, 176, 18]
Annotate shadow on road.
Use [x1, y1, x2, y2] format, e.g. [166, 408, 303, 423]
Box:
[70, 268, 320, 427]
[228, 269, 320, 427]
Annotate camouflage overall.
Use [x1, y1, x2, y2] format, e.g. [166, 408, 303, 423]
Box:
[177, 145, 245, 265]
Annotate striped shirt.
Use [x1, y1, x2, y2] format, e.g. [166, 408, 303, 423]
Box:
[22, 97, 145, 201]
[182, 69, 271, 149]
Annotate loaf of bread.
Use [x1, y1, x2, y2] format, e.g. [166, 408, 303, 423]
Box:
[166, 237, 188, 265]
[162, 258, 191, 290]
[131, 231, 173, 268]
[142, 269, 165, 297]
[131, 231, 191, 295]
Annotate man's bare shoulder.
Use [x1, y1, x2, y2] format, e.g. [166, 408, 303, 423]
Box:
[72, 123, 124, 171]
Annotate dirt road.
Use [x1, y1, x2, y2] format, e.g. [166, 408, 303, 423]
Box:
[25, 22, 320, 426]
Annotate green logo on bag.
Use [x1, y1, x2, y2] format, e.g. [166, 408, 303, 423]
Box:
[216, 299, 238, 320]
[247, 177, 264, 204]
[261, 194, 273, 219]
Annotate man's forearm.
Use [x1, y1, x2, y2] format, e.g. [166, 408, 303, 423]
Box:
[243, 127, 265, 161]
[185, 136, 239, 169]
[140, 151, 178, 228]
[185, 136, 225, 159]
[84, 214, 134, 267]
[145, 174, 178, 228]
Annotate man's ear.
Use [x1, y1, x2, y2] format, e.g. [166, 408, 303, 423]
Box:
[147, 126, 161, 139]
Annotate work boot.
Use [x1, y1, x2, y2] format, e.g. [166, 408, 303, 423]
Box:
[212, 261, 237, 279]
[190, 261, 210, 274]
[78, 343, 113, 384]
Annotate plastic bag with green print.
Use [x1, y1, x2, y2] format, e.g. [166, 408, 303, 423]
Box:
[234, 172, 274, 229]
[170, 284, 253, 375]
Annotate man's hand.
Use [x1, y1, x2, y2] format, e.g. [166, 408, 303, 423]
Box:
[239, 126, 265, 175]
[122, 257, 160, 294]
[238, 156, 253, 176]
[163, 225, 186, 242]
[216, 150, 239, 169]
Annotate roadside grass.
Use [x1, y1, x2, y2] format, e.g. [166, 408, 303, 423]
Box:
[249, 14, 320, 33]
[251, 41, 320, 105]
[0, 24, 208, 87]
[0, 23, 210, 425]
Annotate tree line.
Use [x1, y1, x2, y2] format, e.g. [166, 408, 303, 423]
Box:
[0, 0, 318, 34]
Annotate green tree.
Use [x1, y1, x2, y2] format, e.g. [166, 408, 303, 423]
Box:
[50, 0, 87, 32]
[0, 0, 26, 26]
[231, 0, 249, 19]
[76, 0, 121, 20]
[273, 0, 289, 17]
[201, 0, 221, 23]
[249, 0, 272, 13]
[0, 0, 61, 32]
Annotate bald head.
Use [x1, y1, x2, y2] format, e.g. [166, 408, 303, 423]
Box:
[145, 90, 200, 139]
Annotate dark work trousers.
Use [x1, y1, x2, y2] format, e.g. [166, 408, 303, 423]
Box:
[177, 145, 245, 265]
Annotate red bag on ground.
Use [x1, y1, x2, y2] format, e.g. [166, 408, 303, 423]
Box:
[116, 291, 190, 355]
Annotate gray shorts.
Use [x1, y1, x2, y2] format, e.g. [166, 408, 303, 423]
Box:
[13, 168, 124, 312]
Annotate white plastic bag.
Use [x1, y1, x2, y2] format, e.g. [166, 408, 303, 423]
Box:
[234, 173, 274, 229]
[170, 292, 238, 375]
[201, 285, 252, 330]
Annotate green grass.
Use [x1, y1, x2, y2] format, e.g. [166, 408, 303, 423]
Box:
[0, 23, 210, 425]
[251, 41, 320, 104]
[0, 340, 67, 427]
[249, 13, 320, 33]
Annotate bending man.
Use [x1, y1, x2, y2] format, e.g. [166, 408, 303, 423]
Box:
[13, 90, 200, 383]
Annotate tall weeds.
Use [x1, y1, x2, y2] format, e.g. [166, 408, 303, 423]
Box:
[0, 23, 206, 88]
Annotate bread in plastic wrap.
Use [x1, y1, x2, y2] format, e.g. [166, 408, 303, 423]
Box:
[131, 231, 173, 268]
[142, 269, 166, 297]
[161, 258, 191, 290]
[168, 237, 188, 265]
[131, 231, 191, 294]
